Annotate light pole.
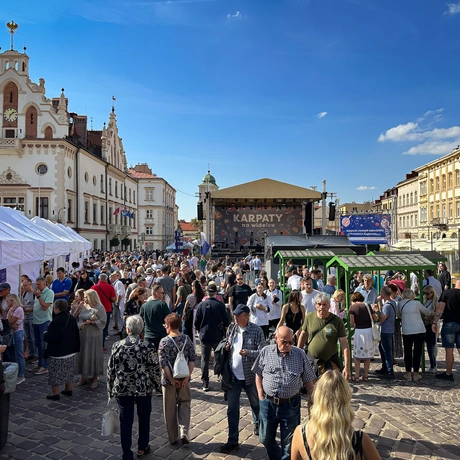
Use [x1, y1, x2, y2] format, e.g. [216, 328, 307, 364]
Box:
[36, 164, 47, 217]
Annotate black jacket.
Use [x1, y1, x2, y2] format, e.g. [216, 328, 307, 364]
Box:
[44, 311, 80, 357]
[194, 298, 230, 344]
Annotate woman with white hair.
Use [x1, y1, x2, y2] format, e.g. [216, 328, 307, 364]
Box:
[107, 315, 160, 460]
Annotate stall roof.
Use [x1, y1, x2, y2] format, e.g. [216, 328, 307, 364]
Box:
[369, 250, 447, 263]
[274, 248, 356, 260]
[326, 254, 436, 271]
[267, 235, 357, 249]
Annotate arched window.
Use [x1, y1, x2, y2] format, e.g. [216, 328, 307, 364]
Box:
[3, 81, 18, 109]
[25, 106, 38, 138]
[22, 62, 25, 72]
[44, 126, 53, 139]
[5, 62, 9, 70]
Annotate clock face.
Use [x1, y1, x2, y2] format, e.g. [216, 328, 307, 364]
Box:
[4, 108, 18, 122]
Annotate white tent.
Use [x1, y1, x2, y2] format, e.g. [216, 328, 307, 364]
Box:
[166, 241, 194, 251]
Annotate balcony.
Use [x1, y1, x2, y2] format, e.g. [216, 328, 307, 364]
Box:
[0, 138, 21, 150]
[431, 218, 449, 230]
[109, 224, 121, 234]
[121, 225, 131, 236]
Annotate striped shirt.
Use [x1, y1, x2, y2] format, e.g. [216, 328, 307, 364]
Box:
[252, 344, 316, 399]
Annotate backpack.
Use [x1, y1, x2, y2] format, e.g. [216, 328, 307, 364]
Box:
[168, 336, 190, 379]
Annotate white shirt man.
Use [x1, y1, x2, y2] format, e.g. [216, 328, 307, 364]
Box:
[287, 268, 302, 290]
[111, 272, 126, 326]
[301, 278, 321, 314]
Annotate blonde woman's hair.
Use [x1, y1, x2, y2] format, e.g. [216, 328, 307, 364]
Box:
[306, 370, 355, 460]
[75, 288, 85, 301]
[332, 289, 345, 301]
[84, 289, 102, 308]
[423, 285, 438, 308]
[6, 294, 21, 308]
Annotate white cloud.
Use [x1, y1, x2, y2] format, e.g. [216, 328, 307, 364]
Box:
[378, 109, 460, 155]
[317, 111, 328, 119]
[357, 186, 376, 191]
[445, 2, 460, 15]
[227, 11, 242, 19]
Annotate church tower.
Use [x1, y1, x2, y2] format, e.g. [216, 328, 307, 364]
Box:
[198, 170, 218, 246]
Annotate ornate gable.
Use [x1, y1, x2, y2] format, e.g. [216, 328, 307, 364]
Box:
[0, 167, 25, 184]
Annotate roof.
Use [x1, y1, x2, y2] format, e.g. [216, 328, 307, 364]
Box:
[370, 250, 447, 262]
[202, 172, 216, 185]
[326, 254, 436, 271]
[274, 248, 356, 260]
[211, 178, 322, 200]
[128, 170, 158, 179]
[179, 221, 196, 232]
[266, 235, 357, 249]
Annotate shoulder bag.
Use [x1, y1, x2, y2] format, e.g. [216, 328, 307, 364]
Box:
[365, 303, 380, 342]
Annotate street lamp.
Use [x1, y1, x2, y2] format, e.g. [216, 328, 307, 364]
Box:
[57, 207, 66, 224]
[36, 164, 48, 217]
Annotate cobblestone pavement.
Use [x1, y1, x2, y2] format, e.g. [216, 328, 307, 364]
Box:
[1, 331, 459, 460]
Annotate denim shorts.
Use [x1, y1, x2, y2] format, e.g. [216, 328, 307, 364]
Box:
[441, 321, 460, 348]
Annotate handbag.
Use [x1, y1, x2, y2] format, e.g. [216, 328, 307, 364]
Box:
[168, 336, 190, 379]
[365, 303, 381, 342]
[101, 398, 120, 436]
[1, 333, 13, 348]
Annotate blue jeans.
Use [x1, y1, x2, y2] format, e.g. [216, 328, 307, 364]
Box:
[103, 312, 111, 346]
[117, 395, 152, 460]
[23, 317, 36, 358]
[379, 332, 394, 374]
[259, 394, 301, 460]
[33, 321, 50, 369]
[227, 378, 259, 444]
[13, 330, 25, 378]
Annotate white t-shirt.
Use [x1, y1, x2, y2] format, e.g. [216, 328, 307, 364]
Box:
[248, 294, 269, 326]
[113, 279, 126, 315]
[265, 288, 282, 321]
[231, 326, 246, 380]
[287, 274, 302, 290]
[301, 289, 321, 313]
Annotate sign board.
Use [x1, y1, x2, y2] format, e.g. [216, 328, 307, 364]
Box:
[340, 214, 391, 245]
[214, 206, 304, 246]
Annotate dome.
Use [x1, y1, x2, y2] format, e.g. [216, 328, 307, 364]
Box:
[201, 171, 216, 185]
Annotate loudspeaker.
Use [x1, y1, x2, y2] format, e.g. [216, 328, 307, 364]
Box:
[304, 202, 313, 234]
[197, 202, 204, 220]
[328, 202, 336, 221]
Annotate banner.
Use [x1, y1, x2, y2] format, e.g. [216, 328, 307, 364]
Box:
[214, 206, 303, 246]
[340, 214, 391, 245]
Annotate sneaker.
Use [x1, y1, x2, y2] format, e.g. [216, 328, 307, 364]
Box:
[28, 366, 40, 373]
[403, 373, 413, 381]
[16, 376, 25, 385]
[181, 435, 190, 445]
[374, 368, 387, 375]
[35, 367, 48, 375]
[202, 382, 209, 392]
[253, 424, 259, 436]
[427, 367, 437, 374]
[30, 358, 38, 364]
[219, 442, 239, 454]
[436, 371, 454, 382]
[413, 373, 422, 381]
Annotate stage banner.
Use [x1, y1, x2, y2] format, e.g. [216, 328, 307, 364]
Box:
[214, 206, 303, 246]
[340, 214, 391, 245]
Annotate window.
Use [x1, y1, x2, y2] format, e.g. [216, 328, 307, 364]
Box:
[108, 207, 113, 224]
[101, 205, 104, 223]
[402, 195, 406, 207]
[44, 126, 53, 139]
[449, 203, 453, 219]
[410, 193, 413, 205]
[121, 185, 123, 200]
[85, 172, 89, 183]
[133, 191, 136, 204]
[129, 189, 132, 203]
[115, 181, 118, 198]
[93, 203, 97, 223]
[93, 239, 98, 250]
[430, 206, 434, 220]
[442, 175, 446, 190]
[457, 202, 460, 218]
[414, 191, 417, 203]
[410, 215, 413, 227]
[436, 177, 440, 191]
[430, 179, 434, 193]
[449, 172, 453, 188]
[436, 205, 440, 218]
[420, 182, 427, 195]
[36, 197, 49, 219]
[146, 209, 153, 219]
[67, 199, 73, 223]
[146, 189, 154, 201]
[457, 170, 460, 186]
[109, 178, 112, 195]
[415, 215, 417, 227]
[403, 216, 406, 228]
[146, 226, 153, 235]
[100, 175, 104, 193]
[84, 201, 89, 223]
[443, 204, 446, 220]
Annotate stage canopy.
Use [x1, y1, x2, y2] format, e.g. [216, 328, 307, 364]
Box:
[211, 178, 322, 205]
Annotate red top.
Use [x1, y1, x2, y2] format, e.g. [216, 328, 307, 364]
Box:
[91, 282, 116, 312]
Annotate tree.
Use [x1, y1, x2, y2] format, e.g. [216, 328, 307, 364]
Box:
[190, 218, 203, 232]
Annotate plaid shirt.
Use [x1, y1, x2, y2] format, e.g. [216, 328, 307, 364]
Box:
[252, 344, 316, 398]
[226, 322, 265, 385]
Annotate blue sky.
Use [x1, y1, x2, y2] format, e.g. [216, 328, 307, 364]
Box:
[4, 0, 460, 220]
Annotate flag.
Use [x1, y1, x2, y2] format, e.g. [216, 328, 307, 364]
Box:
[113, 207, 120, 215]
[122, 210, 130, 217]
[129, 211, 135, 219]
[201, 232, 210, 256]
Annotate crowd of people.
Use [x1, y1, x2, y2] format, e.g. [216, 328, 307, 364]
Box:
[0, 250, 457, 460]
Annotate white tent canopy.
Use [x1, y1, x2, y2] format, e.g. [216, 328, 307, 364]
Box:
[166, 241, 194, 250]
